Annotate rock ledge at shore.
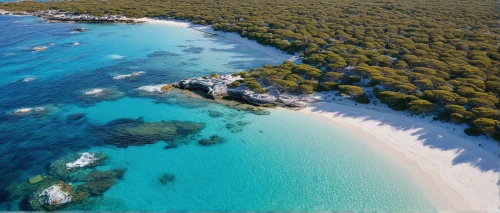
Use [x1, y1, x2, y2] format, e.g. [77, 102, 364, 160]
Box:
[173, 74, 308, 108]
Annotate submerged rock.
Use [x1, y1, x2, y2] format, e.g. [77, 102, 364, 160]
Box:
[225, 121, 250, 133]
[77, 169, 125, 196]
[207, 110, 224, 118]
[159, 173, 175, 185]
[83, 169, 125, 182]
[77, 88, 125, 104]
[49, 152, 107, 181]
[66, 113, 86, 122]
[28, 182, 74, 211]
[28, 175, 44, 184]
[96, 117, 204, 148]
[198, 135, 224, 146]
[33, 46, 47, 52]
[5, 176, 60, 202]
[77, 179, 114, 196]
[164, 144, 178, 149]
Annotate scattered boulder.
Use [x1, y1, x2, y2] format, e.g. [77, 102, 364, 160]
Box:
[159, 173, 175, 185]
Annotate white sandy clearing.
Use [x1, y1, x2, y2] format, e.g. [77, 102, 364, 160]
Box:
[134, 18, 191, 27]
[300, 93, 500, 212]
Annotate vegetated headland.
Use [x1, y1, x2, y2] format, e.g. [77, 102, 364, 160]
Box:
[1, 0, 498, 142]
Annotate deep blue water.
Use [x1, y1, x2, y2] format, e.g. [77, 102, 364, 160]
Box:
[0, 15, 435, 211]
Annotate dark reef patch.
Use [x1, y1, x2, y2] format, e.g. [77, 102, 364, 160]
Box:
[147, 51, 180, 58]
[182, 46, 204, 54]
[159, 173, 175, 185]
[207, 110, 224, 118]
[93, 117, 205, 148]
[66, 113, 86, 123]
[198, 135, 224, 146]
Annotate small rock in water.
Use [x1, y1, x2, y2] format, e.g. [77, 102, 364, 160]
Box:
[198, 135, 224, 146]
[251, 110, 270, 115]
[75, 28, 85, 32]
[32, 46, 47, 52]
[164, 144, 178, 149]
[66, 113, 86, 122]
[207, 110, 224, 118]
[159, 173, 175, 185]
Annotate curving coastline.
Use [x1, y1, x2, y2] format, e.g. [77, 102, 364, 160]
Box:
[1, 11, 498, 211]
[156, 19, 500, 212]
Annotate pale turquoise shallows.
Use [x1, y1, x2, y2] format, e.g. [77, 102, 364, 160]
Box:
[0, 15, 434, 211]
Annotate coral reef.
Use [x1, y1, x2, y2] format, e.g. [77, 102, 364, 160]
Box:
[96, 117, 204, 148]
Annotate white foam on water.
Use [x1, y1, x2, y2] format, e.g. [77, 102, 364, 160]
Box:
[138, 84, 167, 93]
[113, 71, 146, 80]
[13, 108, 33, 114]
[108, 54, 126, 60]
[84, 88, 105, 96]
[22, 77, 36, 82]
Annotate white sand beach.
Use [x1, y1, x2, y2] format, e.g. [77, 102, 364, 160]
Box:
[135, 18, 296, 63]
[301, 94, 500, 212]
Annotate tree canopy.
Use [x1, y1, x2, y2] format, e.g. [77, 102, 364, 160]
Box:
[2, 0, 498, 140]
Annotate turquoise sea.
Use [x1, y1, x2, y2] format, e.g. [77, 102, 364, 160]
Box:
[0, 15, 435, 211]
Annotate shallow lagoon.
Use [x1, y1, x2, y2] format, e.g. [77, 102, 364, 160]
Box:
[0, 15, 434, 211]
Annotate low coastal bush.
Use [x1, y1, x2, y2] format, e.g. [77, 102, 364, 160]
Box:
[227, 81, 241, 88]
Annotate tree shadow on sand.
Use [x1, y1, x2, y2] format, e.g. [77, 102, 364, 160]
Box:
[308, 101, 500, 174]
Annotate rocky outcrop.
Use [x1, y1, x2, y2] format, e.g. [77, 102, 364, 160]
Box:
[29, 183, 74, 211]
[173, 74, 308, 108]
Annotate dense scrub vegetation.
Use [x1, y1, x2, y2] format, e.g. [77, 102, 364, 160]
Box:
[1, 0, 499, 141]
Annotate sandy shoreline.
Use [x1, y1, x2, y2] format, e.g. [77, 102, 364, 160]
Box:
[301, 95, 500, 212]
[137, 17, 500, 211]
[134, 18, 297, 62]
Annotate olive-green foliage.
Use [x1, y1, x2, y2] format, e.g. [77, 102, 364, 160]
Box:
[4, 0, 499, 141]
[407, 100, 433, 115]
[339, 85, 369, 104]
[244, 78, 266, 93]
[228, 81, 241, 88]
